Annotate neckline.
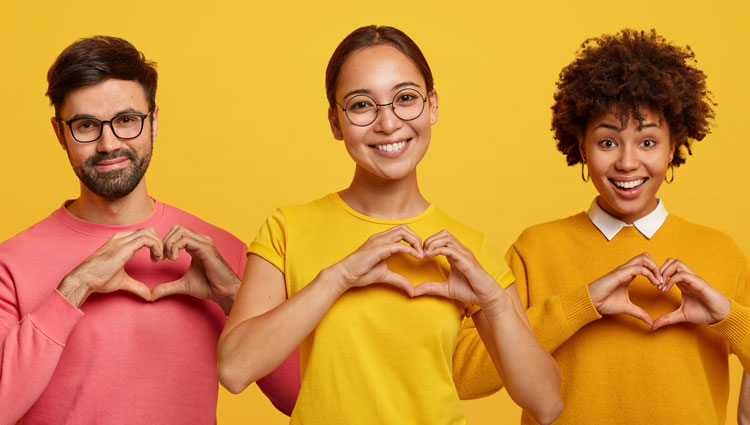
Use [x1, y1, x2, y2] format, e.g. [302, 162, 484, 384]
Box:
[52, 198, 166, 237]
[331, 193, 435, 225]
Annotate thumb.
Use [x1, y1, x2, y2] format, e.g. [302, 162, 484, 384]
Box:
[623, 302, 653, 328]
[380, 270, 414, 297]
[653, 309, 685, 331]
[413, 281, 450, 298]
[150, 278, 187, 301]
[121, 275, 153, 302]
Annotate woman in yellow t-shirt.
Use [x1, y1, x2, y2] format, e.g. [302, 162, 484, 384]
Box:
[217, 25, 561, 425]
[465, 29, 750, 424]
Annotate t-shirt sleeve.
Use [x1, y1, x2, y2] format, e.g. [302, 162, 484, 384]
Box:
[248, 208, 288, 273]
[464, 237, 513, 317]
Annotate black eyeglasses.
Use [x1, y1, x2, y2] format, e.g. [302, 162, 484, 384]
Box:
[59, 112, 151, 143]
[336, 88, 427, 127]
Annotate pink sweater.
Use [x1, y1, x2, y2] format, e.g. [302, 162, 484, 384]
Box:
[0, 200, 300, 424]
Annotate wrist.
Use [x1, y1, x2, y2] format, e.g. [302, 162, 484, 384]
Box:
[319, 266, 351, 298]
[57, 274, 91, 308]
[478, 289, 515, 320]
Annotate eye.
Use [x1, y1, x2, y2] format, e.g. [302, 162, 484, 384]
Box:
[346, 97, 375, 113]
[598, 139, 616, 149]
[74, 119, 100, 132]
[113, 114, 141, 127]
[394, 90, 421, 106]
[640, 139, 656, 148]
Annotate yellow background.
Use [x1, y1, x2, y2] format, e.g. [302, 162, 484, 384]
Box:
[1, 0, 748, 423]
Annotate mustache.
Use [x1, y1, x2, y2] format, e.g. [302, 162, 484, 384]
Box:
[85, 148, 136, 167]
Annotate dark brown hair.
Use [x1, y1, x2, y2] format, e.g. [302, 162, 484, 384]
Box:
[325, 25, 434, 108]
[551, 29, 715, 166]
[46, 36, 158, 116]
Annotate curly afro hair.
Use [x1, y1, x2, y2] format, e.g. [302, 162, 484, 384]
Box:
[551, 29, 715, 167]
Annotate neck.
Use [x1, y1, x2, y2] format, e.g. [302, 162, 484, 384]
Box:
[339, 166, 429, 220]
[67, 179, 154, 225]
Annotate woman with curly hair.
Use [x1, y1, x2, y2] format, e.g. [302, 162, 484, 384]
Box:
[463, 29, 750, 424]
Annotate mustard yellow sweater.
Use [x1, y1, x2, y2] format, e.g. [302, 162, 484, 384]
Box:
[453, 212, 750, 424]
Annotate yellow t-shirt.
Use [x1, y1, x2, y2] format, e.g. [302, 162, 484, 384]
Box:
[249, 193, 512, 425]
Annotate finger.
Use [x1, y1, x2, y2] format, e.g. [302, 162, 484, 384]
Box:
[121, 274, 152, 301]
[618, 264, 661, 288]
[661, 260, 694, 283]
[422, 230, 451, 249]
[413, 281, 452, 298]
[120, 228, 163, 261]
[663, 272, 699, 293]
[622, 253, 662, 284]
[623, 303, 653, 328]
[382, 240, 422, 260]
[659, 257, 676, 275]
[652, 309, 685, 330]
[379, 270, 414, 297]
[383, 226, 423, 256]
[151, 279, 187, 301]
[122, 233, 164, 263]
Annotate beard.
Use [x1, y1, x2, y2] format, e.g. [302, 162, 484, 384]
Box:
[69, 143, 152, 200]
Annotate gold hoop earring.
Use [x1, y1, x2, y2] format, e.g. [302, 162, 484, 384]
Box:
[664, 163, 675, 184]
[581, 162, 590, 182]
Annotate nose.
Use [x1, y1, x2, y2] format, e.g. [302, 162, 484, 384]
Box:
[371, 105, 403, 134]
[96, 122, 124, 153]
[615, 144, 639, 172]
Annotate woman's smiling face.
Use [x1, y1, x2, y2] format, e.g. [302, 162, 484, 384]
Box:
[328, 44, 437, 182]
[582, 107, 675, 223]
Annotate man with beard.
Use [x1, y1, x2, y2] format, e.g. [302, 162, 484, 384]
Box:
[0, 36, 299, 424]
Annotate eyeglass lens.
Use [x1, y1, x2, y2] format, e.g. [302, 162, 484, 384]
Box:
[344, 88, 425, 127]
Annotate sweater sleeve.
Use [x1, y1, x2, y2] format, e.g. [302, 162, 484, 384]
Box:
[710, 261, 750, 371]
[508, 244, 601, 353]
[0, 257, 84, 423]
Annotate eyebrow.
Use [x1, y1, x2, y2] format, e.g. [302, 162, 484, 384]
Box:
[343, 81, 422, 99]
[66, 108, 144, 121]
[594, 122, 661, 132]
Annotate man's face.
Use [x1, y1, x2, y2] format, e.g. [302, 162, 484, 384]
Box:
[52, 78, 158, 200]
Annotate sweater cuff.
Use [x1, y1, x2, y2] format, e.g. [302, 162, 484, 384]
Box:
[562, 285, 602, 332]
[27, 290, 85, 346]
[710, 300, 750, 346]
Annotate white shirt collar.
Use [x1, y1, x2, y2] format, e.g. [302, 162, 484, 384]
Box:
[587, 198, 668, 241]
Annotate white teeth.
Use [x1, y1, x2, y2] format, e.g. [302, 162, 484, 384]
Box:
[613, 178, 646, 189]
[375, 140, 407, 152]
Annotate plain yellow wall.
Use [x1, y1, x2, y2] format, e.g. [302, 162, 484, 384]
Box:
[1, 0, 748, 423]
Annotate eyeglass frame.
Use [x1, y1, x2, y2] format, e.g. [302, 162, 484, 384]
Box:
[57, 112, 152, 143]
[335, 88, 427, 127]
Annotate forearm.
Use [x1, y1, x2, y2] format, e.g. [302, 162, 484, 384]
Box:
[0, 291, 83, 422]
[475, 301, 562, 425]
[739, 372, 750, 425]
[710, 300, 750, 371]
[218, 268, 345, 393]
[527, 284, 601, 353]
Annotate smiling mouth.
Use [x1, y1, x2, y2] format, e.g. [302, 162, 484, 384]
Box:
[610, 178, 647, 190]
[370, 139, 411, 152]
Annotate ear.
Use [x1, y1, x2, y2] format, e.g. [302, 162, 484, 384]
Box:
[51, 116, 67, 151]
[577, 136, 586, 163]
[428, 90, 439, 125]
[668, 139, 676, 163]
[150, 105, 159, 140]
[328, 106, 344, 140]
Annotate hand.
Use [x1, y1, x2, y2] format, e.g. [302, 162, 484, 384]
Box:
[151, 225, 241, 314]
[652, 258, 731, 330]
[413, 230, 511, 312]
[587, 253, 662, 328]
[329, 224, 423, 297]
[57, 228, 164, 308]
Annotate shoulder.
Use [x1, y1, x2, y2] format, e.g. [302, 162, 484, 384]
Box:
[0, 210, 63, 257]
[664, 215, 745, 258]
[429, 207, 487, 249]
[514, 212, 591, 246]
